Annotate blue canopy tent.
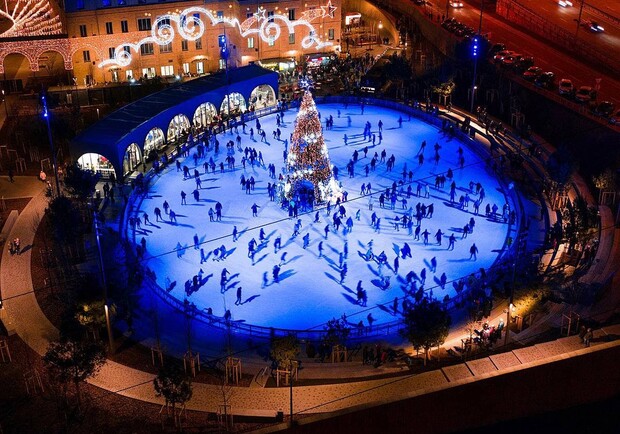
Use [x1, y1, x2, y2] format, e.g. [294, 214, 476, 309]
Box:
[71, 64, 279, 180]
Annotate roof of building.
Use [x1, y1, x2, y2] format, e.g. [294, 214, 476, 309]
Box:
[75, 64, 275, 147]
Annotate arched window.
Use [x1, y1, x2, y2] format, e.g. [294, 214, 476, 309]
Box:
[123, 143, 142, 175]
[167, 114, 191, 142]
[144, 127, 165, 157]
[77, 153, 115, 179]
[220, 92, 247, 118]
[249, 84, 277, 110]
[193, 102, 218, 128]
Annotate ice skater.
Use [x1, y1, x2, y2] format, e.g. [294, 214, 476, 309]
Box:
[235, 287, 242, 305]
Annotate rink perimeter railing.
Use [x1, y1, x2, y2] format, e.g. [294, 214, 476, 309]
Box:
[125, 95, 535, 342]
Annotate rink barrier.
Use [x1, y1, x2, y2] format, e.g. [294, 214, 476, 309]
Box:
[126, 96, 535, 341]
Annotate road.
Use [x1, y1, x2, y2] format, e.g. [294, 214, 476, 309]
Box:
[436, 2, 620, 107]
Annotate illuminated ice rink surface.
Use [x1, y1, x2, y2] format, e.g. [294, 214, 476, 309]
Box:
[134, 102, 514, 331]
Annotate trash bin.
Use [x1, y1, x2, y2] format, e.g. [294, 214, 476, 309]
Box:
[276, 411, 284, 422]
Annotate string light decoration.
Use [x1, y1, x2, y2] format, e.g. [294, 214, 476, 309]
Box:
[0, 0, 63, 38]
[99, 2, 338, 69]
[283, 89, 340, 204]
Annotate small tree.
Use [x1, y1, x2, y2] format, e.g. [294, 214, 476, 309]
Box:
[153, 364, 193, 425]
[63, 162, 100, 203]
[400, 299, 451, 365]
[43, 338, 106, 409]
[46, 195, 82, 245]
[323, 317, 350, 347]
[270, 334, 300, 370]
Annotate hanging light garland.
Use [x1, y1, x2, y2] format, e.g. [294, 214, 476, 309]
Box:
[99, 1, 338, 69]
[0, 0, 63, 38]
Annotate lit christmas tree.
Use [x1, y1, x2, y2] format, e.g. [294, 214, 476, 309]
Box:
[283, 90, 340, 204]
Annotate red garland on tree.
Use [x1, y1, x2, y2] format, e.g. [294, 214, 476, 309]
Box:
[283, 90, 340, 203]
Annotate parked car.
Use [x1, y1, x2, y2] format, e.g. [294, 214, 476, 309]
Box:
[592, 101, 615, 118]
[609, 110, 620, 125]
[488, 43, 507, 56]
[516, 56, 535, 71]
[449, 1, 464, 7]
[501, 54, 523, 67]
[535, 72, 555, 89]
[558, 78, 574, 96]
[523, 66, 543, 80]
[574, 86, 596, 103]
[493, 50, 514, 62]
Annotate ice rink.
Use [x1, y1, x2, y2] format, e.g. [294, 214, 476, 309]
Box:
[133, 101, 516, 332]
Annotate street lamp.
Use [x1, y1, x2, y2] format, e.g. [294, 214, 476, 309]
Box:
[41, 95, 62, 197]
[1, 89, 8, 117]
[94, 211, 115, 353]
[469, 1, 485, 113]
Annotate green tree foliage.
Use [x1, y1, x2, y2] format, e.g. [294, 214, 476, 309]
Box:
[43, 338, 106, 409]
[46, 195, 82, 244]
[323, 317, 350, 347]
[400, 299, 451, 364]
[270, 334, 300, 370]
[63, 163, 101, 202]
[153, 364, 193, 414]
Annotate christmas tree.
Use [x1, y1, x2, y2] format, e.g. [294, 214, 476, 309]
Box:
[284, 90, 339, 203]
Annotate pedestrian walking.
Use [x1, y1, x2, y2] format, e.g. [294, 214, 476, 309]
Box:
[469, 243, 479, 260]
[235, 287, 242, 305]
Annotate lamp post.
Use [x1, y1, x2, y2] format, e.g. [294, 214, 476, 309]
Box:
[41, 95, 62, 197]
[1, 89, 8, 118]
[575, 0, 585, 37]
[94, 211, 115, 353]
[469, 1, 484, 113]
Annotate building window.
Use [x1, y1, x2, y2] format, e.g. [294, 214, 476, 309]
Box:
[108, 47, 116, 59]
[118, 0, 126, 5]
[79, 24, 87, 37]
[182, 63, 190, 74]
[102, 0, 111, 7]
[288, 9, 295, 21]
[137, 18, 151, 31]
[328, 28, 335, 40]
[140, 43, 154, 56]
[158, 18, 170, 29]
[181, 40, 188, 51]
[196, 62, 204, 74]
[160, 42, 172, 53]
[216, 11, 224, 19]
[82, 50, 91, 62]
[246, 12, 253, 19]
[142, 67, 155, 78]
[121, 20, 128, 33]
[218, 59, 226, 70]
[268, 37, 275, 47]
[126, 70, 133, 80]
[123, 46, 131, 54]
[195, 38, 202, 50]
[288, 33, 295, 44]
[160, 65, 174, 76]
[247, 37, 254, 49]
[76, 0, 84, 9]
[267, 11, 274, 23]
[105, 22, 113, 34]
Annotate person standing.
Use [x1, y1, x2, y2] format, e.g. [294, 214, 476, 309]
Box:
[235, 287, 242, 305]
[469, 243, 479, 260]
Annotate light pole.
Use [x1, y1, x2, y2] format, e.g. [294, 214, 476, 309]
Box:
[1, 89, 8, 118]
[41, 95, 62, 197]
[94, 211, 115, 353]
[575, 0, 585, 37]
[469, 1, 484, 113]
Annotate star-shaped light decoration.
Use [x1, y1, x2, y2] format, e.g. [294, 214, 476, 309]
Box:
[298, 75, 314, 91]
[253, 6, 266, 22]
[321, 0, 337, 19]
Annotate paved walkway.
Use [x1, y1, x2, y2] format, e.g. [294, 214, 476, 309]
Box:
[1, 112, 618, 419]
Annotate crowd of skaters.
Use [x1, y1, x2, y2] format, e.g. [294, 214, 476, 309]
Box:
[127, 101, 512, 327]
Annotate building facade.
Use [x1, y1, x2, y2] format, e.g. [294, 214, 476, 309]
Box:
[0, 0, 342, 87]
